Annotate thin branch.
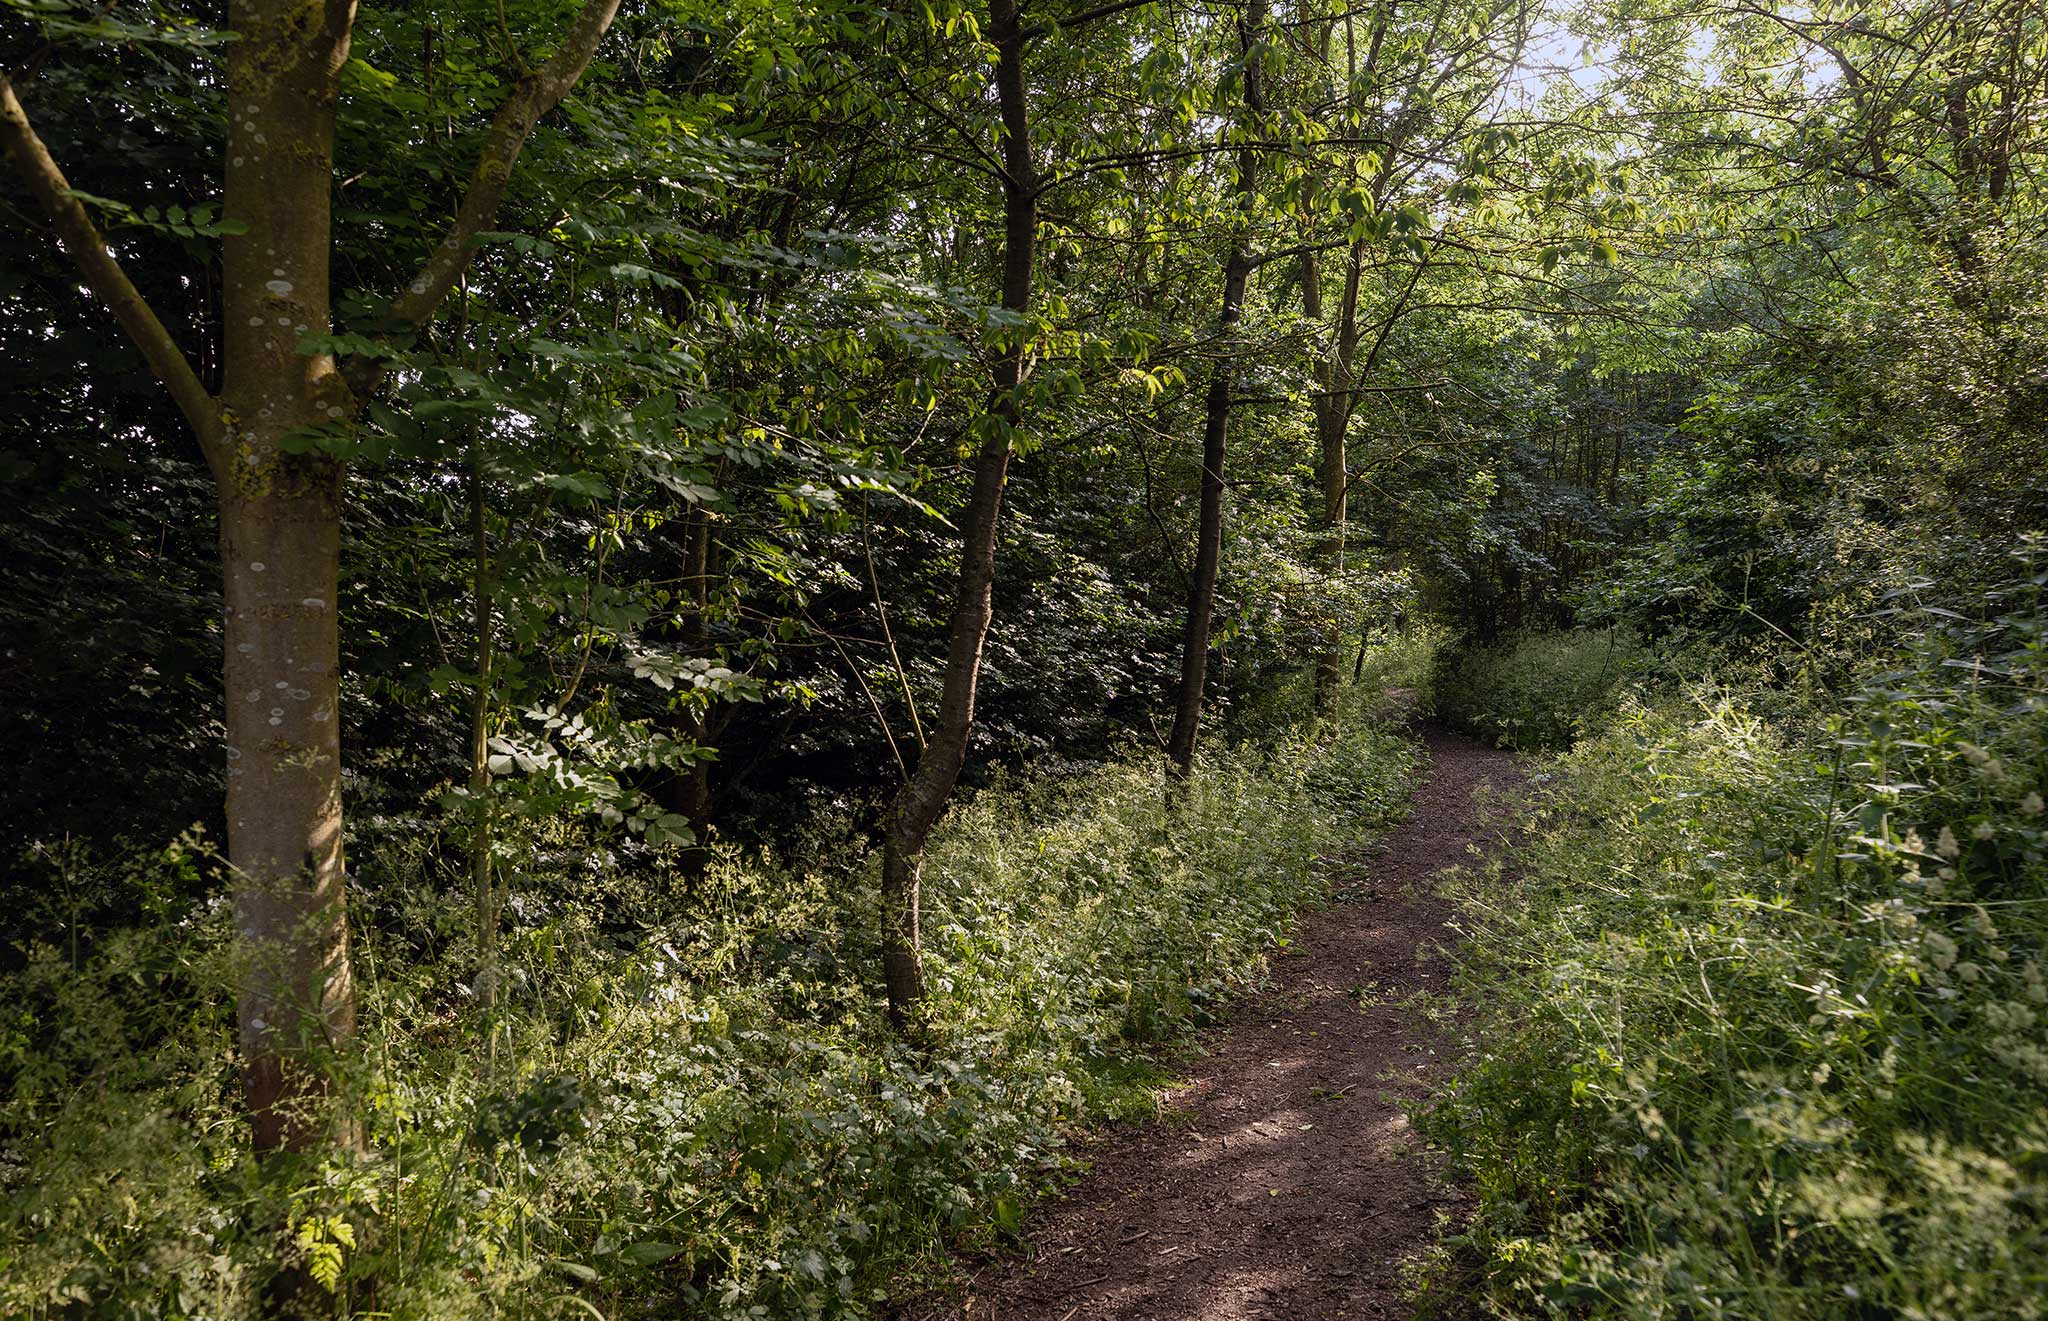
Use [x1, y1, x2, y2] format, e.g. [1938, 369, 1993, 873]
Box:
[1019, 0, 1158, 40]
[0, 71, 226, 477]
[351, 0, 621, 393]
[862, 494, 926, 751]
[813, 614, 909, 784]
[894, 70, 1013, 187]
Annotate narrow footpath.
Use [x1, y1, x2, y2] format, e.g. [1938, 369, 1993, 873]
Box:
[928, 728, 1522, 1321]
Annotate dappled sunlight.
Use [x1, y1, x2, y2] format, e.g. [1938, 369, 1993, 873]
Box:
[951, 732, 1522, 1319]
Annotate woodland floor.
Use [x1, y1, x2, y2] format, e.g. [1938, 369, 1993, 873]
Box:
[915, 728, 1523, 1321]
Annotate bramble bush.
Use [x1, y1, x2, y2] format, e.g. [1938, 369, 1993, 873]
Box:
[1418, 547, 2048, 1317]
[0, 662, 1423, 1318]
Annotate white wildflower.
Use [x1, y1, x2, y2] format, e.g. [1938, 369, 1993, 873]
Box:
[1992, 1038, 2048, 1087]
[1983, 1001, 2033, 1031]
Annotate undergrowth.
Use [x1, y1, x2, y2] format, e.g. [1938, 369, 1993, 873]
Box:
[1418, 550, 2048, 1317]
[1437, 627, 1644, 750]
[0, 675, 1421, 1318]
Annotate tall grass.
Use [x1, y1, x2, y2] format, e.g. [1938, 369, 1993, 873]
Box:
[1437, 628, 1643, 750]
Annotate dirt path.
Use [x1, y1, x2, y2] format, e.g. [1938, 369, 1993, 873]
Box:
[926, 728, 1521, 1321]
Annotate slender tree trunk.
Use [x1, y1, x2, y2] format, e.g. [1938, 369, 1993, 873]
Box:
[468, 448, 499, 1033]
[1164, 270, 1243, 774]
[664, 509, 715, 831]
[1306, 241, 1364, 712]
[220, 0, 359, 1154]
[879, 0, 1036, 1026]
[1167, 0, 1265, 776]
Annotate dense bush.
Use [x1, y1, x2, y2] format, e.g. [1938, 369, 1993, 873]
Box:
[1436, 628, 1644, 750]
[1418, 556, 2048, 1317]
[0, 678, 1420, 1318]
[1351, 623, 1448, 711]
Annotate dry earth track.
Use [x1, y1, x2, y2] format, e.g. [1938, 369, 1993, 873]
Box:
[916, 727, 1522, 1321]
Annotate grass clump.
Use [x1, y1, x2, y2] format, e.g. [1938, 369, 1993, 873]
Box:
[1417, 558, 2048, 1317]
[1437, 627, 1643, 750]
[0, 678, 1420, 1318]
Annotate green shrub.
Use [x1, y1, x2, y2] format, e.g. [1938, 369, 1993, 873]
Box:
[0, 668, 1420, 1318]
[1418, 559, 2048, 1317]
[1437, 627, 1643, 750]
[1350, 621, 1447, 714]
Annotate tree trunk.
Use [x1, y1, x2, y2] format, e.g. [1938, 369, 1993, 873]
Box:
[663, 508, 716, 832]
[221, 487, 354, 1152]
[468, 449, 500, 1030]
[1305, 240, 1364, 712]
[1164, 274, 1242, 775]
[220, 0, 358, 1154]
[1166, 0, 1265, 776]
[879, 0, 1036, 1026]
[4, 0, 621, 1158]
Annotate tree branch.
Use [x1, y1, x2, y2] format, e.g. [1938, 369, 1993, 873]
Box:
[0, 71, 227, 477]
[358, 0, 620, 384]
[1019, 0, 1158, 41]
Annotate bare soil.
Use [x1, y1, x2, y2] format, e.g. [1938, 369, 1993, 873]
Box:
[917, 728, 1521, 1321]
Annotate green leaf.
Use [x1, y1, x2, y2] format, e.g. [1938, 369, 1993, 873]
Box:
[619, 1241, 682, 1266]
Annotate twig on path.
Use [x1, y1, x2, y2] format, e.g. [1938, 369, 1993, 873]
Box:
[1048, 1273, 1108, 1298]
